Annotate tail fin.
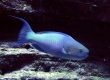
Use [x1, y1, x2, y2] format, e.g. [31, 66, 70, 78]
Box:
[10, 16, 34, 47]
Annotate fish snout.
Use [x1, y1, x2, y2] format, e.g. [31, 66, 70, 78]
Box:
[83, 48, 89, 58]
[85, 48, 89, 55]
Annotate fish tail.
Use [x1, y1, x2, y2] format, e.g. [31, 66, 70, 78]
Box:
[10, 16, 34, 47]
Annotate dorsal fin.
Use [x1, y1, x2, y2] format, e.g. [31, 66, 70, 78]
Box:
[36, 31, 71, 37]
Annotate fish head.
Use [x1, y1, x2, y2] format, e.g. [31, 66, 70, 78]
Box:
[63, 40, 89, 60]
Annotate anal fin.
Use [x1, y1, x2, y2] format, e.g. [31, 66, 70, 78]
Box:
[31, 44, 47, 53]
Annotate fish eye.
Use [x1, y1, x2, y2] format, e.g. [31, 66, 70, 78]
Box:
[79, 48, 83, 53]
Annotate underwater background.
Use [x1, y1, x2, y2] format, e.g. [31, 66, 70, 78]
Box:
[0, 0, 110, 80]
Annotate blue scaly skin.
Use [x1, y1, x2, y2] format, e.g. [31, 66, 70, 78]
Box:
[10, 16, 89, 60]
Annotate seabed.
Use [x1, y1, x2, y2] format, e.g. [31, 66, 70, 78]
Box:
[0, 42, 110, 80]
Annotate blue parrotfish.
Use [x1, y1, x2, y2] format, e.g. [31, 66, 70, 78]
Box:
[10, 16, 89, 60]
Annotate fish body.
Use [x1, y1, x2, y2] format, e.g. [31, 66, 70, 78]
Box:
[10, 16, 89, 60]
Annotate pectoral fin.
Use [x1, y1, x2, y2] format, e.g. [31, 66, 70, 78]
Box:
[62, 47, 67, 54]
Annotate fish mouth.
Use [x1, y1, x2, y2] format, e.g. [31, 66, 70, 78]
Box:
[82, 54, 89, 59]
[71, 53, 89, 60]
[84, 54, 88, 58]
[82, 49, 89, 59]
[77, 54, 89, 60]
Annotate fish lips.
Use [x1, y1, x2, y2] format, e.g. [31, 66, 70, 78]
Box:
[79, 51, 89, 60]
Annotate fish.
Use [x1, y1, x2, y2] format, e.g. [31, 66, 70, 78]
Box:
[10, 16, 89, 60]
